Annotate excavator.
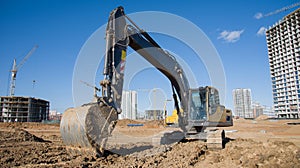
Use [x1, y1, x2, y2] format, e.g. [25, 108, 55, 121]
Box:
[60, 6, 233, 156]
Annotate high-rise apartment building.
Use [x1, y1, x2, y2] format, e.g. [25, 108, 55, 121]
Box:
[232, 88, 253, 118]
[266, 8, 300, 118]
[120, 90, 137, 120]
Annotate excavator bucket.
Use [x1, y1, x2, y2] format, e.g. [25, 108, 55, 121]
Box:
[60, 103, 118, 156]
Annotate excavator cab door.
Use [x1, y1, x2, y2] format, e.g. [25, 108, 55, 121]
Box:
[188, 88, 207, 121]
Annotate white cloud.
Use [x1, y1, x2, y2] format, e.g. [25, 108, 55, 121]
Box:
[218, 30, 244, 43]
[254, 12, 263, 19]
[257, 27, 267, 36]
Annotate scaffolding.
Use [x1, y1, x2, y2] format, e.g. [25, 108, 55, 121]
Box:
[0, 96, 49, 122]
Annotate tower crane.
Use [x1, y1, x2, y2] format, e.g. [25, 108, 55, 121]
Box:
[80, 80, 101, 98]
[265, 2, 300, 17]
[9, 45, 38, 96]
[257, 2, 300, 19]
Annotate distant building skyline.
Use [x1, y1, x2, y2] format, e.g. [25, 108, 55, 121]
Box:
[145, 110, 164, 120]
[266, 8, 300, 118]
[252, 101, 264, 118]
[232, 88, 253, 118]
[262, 105, 276, 118]
[49, 110, 62, 121]
[120, 90, 137, 120]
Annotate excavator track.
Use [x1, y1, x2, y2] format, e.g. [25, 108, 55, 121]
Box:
[60, 102, 118, 156]
[185, 127, 225, 149]
[206, 129, 225, 149]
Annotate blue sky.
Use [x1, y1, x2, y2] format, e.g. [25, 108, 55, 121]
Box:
[0, 0, 299, 114]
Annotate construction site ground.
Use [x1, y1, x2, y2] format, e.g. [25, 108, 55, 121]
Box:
[0, 117, 299, 167]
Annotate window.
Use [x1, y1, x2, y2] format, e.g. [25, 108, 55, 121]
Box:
[189, 90, 207, 120]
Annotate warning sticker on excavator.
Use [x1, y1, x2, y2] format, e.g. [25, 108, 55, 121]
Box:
[121, 50, 126, 60]
[120, 50, 126, 74]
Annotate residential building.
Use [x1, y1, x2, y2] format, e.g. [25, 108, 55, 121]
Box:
[120, 90, 137, 120]
[232, 88, 253, 118]
[266, 8, 300, 118]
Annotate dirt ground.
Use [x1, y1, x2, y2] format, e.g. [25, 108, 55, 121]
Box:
[0, 118, 299, 167]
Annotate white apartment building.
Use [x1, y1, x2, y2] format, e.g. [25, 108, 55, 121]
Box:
[232, 88, 253, 118]
[120, 90, 137, 120]
[266, 8, 300, 118]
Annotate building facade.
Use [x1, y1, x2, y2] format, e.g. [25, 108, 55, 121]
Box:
[266, 8, 300, 118]
[120, 90, 137, 120]
[0, 96, 49, 122]
[232, 88, 253, 118]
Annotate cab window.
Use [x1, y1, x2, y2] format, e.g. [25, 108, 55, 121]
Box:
[189, 90, 207, 120]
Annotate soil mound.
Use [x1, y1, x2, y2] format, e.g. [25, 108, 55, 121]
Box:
[116, 119, 143, 127]
[255, 115, 269, 121]
[94, 138, 300, 167]
[117, 119, 164, 128]
[0, 129, 47, 143]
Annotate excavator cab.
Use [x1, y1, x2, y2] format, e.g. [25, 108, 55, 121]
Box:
[185, 86, 232, 148]
[188, 86, 232, 128]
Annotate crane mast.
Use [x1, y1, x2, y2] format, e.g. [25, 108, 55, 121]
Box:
[9, 45, 38, 96]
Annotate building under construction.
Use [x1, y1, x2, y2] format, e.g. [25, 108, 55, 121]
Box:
[0, 96, 49, 122]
